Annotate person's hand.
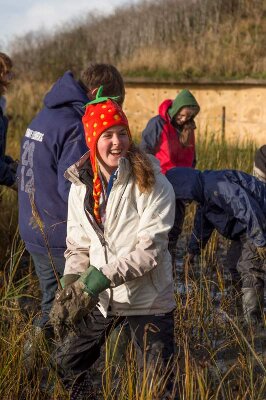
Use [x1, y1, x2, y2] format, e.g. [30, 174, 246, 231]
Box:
[256, 247, 266, 260]
[78, 265, 111, 296]
[58, 280, 99, 324]
[49, 281, 98, 339]
[60, 273, 80, 289]
[63, 265, 110, 324]
[49, 273, 91, 338]
[49, 266, 110, 337]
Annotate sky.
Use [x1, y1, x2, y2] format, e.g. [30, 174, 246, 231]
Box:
[0, 0, 138, 48]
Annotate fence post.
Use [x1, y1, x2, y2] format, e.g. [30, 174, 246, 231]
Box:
[222, 106, 226, 141]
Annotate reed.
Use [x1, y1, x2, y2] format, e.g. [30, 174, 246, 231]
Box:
[0, 83, 264, 399]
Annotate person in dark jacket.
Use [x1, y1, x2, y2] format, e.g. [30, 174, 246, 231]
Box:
[18, 64, 125, 332]
[225, 145, 266, 284]
[253, 145, 266, 183]
[140, 89, 200, 261]
[166, 167, 266, 325]
[0, 52, 17, 189]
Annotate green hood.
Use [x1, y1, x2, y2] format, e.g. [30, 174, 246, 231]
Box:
[168, 89, 200, 119]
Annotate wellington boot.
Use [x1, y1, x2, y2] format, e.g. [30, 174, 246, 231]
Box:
[242, 286, 264, 325]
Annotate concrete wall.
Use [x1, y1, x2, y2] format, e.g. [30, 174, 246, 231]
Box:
[123, 82, 266, 144]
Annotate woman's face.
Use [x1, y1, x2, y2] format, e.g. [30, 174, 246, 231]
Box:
[174, 107, 195, 125]
[97, 125, 130, 174]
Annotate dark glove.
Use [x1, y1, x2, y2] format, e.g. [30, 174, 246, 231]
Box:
[63, 265, 111, 324]
[49, 267, 110, 337]
[49, 273, 81, 338]
[49, 281, 98, 339]
[57, 281, 99, 323]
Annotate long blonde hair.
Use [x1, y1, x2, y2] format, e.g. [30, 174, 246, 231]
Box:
[127, 143, 155, 194]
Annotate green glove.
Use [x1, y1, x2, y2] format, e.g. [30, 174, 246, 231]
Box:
[60, 274, 80, 289]
[78, 265, 111, 297]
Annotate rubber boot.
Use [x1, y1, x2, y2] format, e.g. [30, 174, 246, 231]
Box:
[242, 286, 264, 326]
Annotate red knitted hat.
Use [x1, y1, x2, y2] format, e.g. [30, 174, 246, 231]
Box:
[82, 87, 131, 223]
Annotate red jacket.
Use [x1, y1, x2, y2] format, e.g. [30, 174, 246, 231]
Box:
[140, 99, 196, 174]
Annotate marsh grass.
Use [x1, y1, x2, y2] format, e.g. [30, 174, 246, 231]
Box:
[0, 212, 265, 398]
[0, 83, 265, 398]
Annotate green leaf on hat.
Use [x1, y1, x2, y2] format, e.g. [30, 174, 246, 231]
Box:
[84, 85, 120, 107]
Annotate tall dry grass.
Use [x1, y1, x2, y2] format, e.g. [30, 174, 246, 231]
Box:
[0, 225, 265, 399]
[9, 0, 266, 82]
[0, 81, 264, 399]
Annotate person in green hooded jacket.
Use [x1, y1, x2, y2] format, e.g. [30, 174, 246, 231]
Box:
[140, 89, 200, 262]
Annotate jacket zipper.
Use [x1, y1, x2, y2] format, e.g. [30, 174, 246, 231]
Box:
[84, 208, 113, 311]
[106, 174, 130, 227]
[84, 209, 108, 264]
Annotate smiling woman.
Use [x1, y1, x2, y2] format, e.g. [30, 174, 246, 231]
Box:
[50, 88, 177, 398]
[96, 126, 130, 181]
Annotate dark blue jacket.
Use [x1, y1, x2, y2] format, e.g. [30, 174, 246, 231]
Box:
[166, 167, 266, 254]
[18, 72, 88, 256]
[0, 99, 16, 186]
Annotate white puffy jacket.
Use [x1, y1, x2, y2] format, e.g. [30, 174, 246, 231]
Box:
[64, 154, 176, 317]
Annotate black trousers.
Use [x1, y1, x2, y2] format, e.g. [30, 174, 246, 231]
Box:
[225, 239, 242, 283]
[53, 308, 175, 389]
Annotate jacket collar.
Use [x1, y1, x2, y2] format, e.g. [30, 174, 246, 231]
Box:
[64, 152, 91, 184]
[65, 151, 134, 186]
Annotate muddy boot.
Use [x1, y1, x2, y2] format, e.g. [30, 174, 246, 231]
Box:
[242, 286, 264, 326]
